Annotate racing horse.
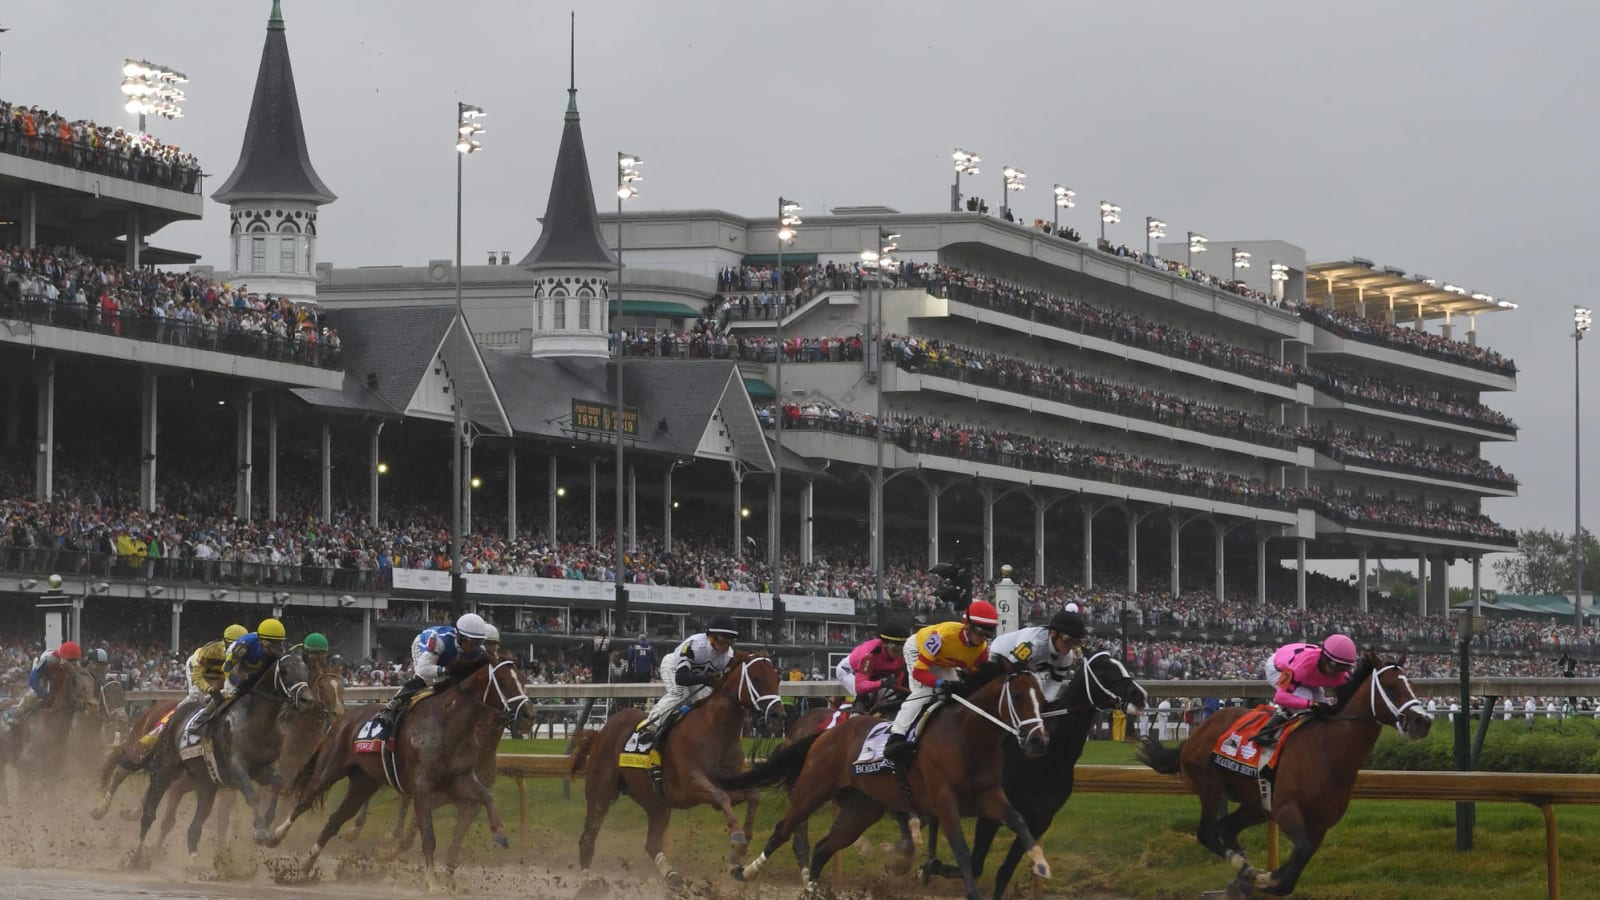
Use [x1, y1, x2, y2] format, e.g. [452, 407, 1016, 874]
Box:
[91, 698, 180, 820]
[269, 658, 531, 891]
[781, 692, 919, 873]
[924, 649, 1148, 899]
[0, 666, 99, 800]
[722, 659, 1051, 900]
[1138, 652, 1432, 897]
[569, 651, 784, 890]
[131, 651, 311, 861]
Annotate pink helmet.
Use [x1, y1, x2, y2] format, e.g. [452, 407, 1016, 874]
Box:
[1322, 634, 1358, 667]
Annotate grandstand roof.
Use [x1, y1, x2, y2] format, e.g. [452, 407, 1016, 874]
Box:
[1306, 260, 1516, 321]
[211, 0, 337, 205]
[515, 77, 615, 272]
[290, 305, 454, 417]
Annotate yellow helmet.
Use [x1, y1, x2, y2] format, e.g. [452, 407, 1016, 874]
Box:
[257, 618, 287, 641]
[223, 624, 248, 643]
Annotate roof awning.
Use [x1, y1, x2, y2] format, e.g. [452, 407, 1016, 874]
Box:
[742, 376, 776, 400]
[1306, 260, 1517, 322]
[609, 299, 703, 319]
[439, 316, 511, 435]
[741, 252, 818, 266]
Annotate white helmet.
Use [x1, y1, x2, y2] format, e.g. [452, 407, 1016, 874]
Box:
[483, 625, 501, 644]
[455, 613, 491, 640]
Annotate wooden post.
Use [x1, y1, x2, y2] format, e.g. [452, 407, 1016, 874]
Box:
[1539, 800, 1559, 900]
[1267, 820, 1279, 869]
[517, 775, 529, 849]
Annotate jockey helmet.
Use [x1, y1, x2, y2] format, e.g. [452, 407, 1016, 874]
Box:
[483, 625, 500, 646]
[303, 633, 329, 652]
[257, 618, 287, 641]
[224, 624, 248, 643]
[454, 612, 491, 641]
[1048, 610, 1087, 639]
[87, 648, 109, 664]
[965, 600, 1000, 628]
[57, 641, 82, 660]
[706, 615, 739, 638]
[1062, 601, 1081, 614]
[878, 620, 913, 642]
[1322, 634, 1358, 667]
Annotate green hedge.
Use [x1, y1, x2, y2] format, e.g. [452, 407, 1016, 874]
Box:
[1366, 715, 1600, 773]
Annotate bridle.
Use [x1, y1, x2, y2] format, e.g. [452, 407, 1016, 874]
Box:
[1360, 664, 1430, 734]
[732, 655, 783, 718]
[456, 659, 531, 725]
[270, 656, 310, 709]
[1043, 650, 1146, 719]
[951, 671, 1046, 746]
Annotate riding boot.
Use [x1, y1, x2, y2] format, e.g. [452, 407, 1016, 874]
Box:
[190, 692, 221, 730]
[1253, 709, 1292, 746]
[882, 732, 913, 769]
[375, 676, 425, 732]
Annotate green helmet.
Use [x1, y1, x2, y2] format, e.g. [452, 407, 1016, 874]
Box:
[303, 633, 330, 652]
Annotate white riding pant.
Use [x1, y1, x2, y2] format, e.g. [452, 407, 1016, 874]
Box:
[645, 656, 713, 725]
[891, 637, 955, 737]
[834, 657, 858, 698]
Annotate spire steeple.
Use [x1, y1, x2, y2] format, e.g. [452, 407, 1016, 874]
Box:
[213, 0, 335, 205]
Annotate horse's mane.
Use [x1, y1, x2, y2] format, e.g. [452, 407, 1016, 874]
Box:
[950, 659, 1010, 698]
[1326, 652, 1382, 713]
[445, 654, 492, 683]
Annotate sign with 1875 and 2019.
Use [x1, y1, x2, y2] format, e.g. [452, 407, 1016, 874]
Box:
[571, 398, 639, 438]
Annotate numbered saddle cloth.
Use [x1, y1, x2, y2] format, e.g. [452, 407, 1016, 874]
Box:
[1211, 707, 1305, 776]
[353, 713, 390, 753]
[851, 721, 896, 776]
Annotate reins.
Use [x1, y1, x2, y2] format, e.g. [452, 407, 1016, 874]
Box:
[949, 672, 1045, 744]
[450, 660, 531, 724]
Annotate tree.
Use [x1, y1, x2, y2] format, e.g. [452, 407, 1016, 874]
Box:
[1493, 528, 1600, 595]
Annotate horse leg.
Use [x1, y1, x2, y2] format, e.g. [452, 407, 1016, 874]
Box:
[980, 789, 1049, 884]
[929, 790, 986, 900]
[642, 801, 682, 891]
[135, 761, 180, 854]
[1255, 803, 1322, 896]
[1217, 801, 1272, 891]
[789, 813, 811, 872]
[154, 775, 194, 851]
[342, 794, 374, 842]
[298, 772, 381, 879]
[576, 771, 622, 872]
[920, 815, 944, 883]
[412, 783, 443, 893]
[990, 816, 1051, 900]
[732, 772, 839, 883]
[890, 811, 916, 866]
[391, 795, 411, 843]
[804, 790, 886, 896]
[184, 782, 219, 858]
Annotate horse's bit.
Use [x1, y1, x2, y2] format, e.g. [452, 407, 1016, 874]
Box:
[951, 673, 1046, 745]
[1367, 665, 1430, 734]
[737, 657, 783, 718]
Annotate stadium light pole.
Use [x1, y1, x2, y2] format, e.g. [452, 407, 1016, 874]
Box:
[1270, 261, 1290, 302]
[613, 153, 642, 626]
[1231, 247, 1251, 282]
[1187, 231, 1207, 269]
[1577, 306, 1592, 631]
[951, 148, 980, 212]
[450, 102, 484, 618]
[1144, 216, 1166, 257]
[1000, 166, 1025, 221]
[862, 228, 899, 610]
[121, 58, 187, 133]
[1052, 185, 1075, 233]
[771, 197, 802, 637]
[1099, 201, 1121, 243]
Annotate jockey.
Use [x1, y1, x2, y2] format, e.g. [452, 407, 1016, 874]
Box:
[188, 624, 248, 699]
[301, 632, 331, 675]
[883, 600, 1000, 768]
[16, 641, 81, 720]
[193, 618, 287, 728]
[989, 609, 1087, 703]
[1254, 634, 1359, 745]
[483, 624, 501, 657]
[637, 614, 739, 742]
[835, 620, 912, 712]
[373, 612, 491, 731]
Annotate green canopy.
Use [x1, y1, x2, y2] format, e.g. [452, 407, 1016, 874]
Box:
[742, 377, 777, 400]
[609, 299, 702, 319]
[740, 253, 819, 266]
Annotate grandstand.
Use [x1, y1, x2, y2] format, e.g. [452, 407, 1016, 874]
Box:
[0, 3, 1554, 686]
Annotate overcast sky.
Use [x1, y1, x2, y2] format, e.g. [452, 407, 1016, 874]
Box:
[8, 0, 1596, 588]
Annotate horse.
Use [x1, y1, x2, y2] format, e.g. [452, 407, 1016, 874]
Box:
[1138, 652, 1433, 897]
[722, 659, 1051, 900]
[0, 665, 99, 800]
[569, 651, 784, 890]
[924, 649, 1149, 899]
[91, 698, 179, 821]
[131, 651, 312, 861]
[268, 658, 531, 890]
[781, 693, 919, 872]
[272, 668, 346, 812]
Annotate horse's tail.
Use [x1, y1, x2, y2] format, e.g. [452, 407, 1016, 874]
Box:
[718, 732, 819, 793]
[1136, 735, 1183, 775]
[569, 729, 601, 777]
[287, 739, 331, 811]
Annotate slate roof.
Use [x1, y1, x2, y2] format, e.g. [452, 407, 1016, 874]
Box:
[515, 88, 616, 271]
[212, 0, 337, 205]
[289, 306, 454, 416]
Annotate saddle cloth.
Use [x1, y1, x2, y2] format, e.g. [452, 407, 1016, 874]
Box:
[817, 707, 852, 733]
[620, 723, 661, 770]
[176, 707, 208, 756]
[851, 721, 894, 776]
[138, 706, 178, 748]
[1211, 707, 1306, 776]
[352, 687, 436, 753]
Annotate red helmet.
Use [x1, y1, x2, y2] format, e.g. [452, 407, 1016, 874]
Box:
[57, 641, 82, 661]
[965, 600, 1000, 628]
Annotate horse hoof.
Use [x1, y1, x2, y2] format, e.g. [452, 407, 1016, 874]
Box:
[919, 860, 935, 885]
[492, 833, 509, 850]
[1033, 860, 1052, 879]
[664, 870, 684, 892]
[730, 865, 746, 882]
[89, 803, 109, 821]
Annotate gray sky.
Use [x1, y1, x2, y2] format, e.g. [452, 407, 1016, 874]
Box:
[8, 0, 1596, 587]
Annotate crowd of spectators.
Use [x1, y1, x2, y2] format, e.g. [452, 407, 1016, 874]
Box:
[1299, 304, 1515, 376]
[0, 244, 341, 369]
[0, 100, 201, 193]
[1312, 495, 1516, 543]
[1306, 369, 1517, 433]
[1313, 432, 1516, 488]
